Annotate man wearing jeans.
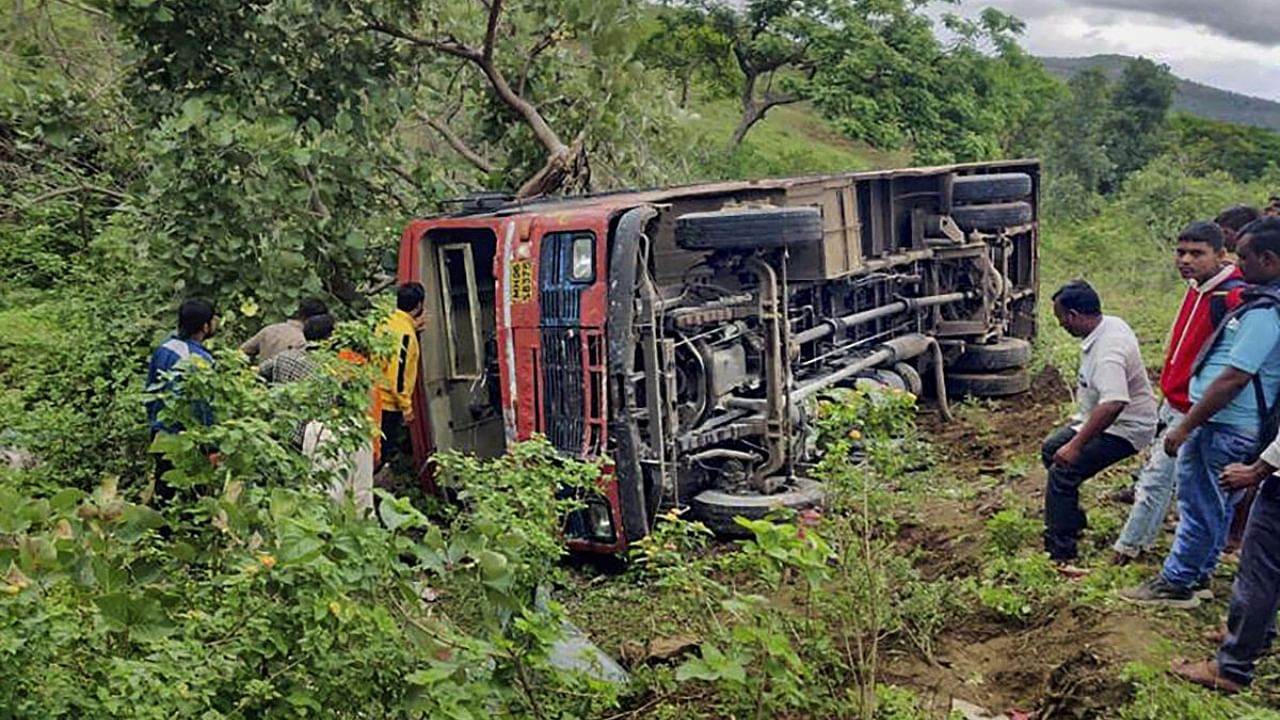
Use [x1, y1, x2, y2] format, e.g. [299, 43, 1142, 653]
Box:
[1042, 281, 1157, 568]
[1112, 222, 1243, 563]
[1123, 218, 1280, 608]
[1171, 219, 1280, 692]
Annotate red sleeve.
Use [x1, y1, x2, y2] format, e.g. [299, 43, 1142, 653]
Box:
[1226, 285, 1246, 309]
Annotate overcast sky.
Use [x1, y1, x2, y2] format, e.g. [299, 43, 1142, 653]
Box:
[952, 0, 1280, 100]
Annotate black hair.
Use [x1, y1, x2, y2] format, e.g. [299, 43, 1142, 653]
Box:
[1216, 205, 1261, 232]
[303, 313, 335, 342]
[396, 282, 426, 312]
[1239, 217, 1280, 259]
[1178, 221, 1225, 251]
[178, 298, 216, 338]
[1052, 280, 1102, 316]
[296, 297, 328, 320]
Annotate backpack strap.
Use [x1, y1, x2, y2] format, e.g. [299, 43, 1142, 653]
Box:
[1239, 284, 1280, 460]
[1209, 278, 1247, 328]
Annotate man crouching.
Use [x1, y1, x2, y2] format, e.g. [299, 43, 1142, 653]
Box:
[1042, 280, 1158, 571]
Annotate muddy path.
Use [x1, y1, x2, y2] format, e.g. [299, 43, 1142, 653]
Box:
[888, 369, 1166, 717]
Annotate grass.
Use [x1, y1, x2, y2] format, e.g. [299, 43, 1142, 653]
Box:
[678, 97, 911, 178]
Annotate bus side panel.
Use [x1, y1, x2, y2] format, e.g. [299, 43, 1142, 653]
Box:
[397, 220, 438, 494]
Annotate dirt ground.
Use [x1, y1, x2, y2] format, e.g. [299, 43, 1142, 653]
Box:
[885, 369, 1166, 717]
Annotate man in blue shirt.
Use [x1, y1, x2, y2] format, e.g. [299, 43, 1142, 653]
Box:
[145, 298, 218, 502]
[1123, 219, 1280, 608]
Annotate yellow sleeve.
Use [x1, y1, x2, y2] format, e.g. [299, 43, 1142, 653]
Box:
[401, 332, 421, 419]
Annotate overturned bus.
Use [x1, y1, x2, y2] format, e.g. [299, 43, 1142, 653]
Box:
[395, 161, 1039, 552]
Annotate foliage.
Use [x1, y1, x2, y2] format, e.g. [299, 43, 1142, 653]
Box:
[1, 329, 620, 718]
[1043, 57, 1177, 197]
[637, 5, 736, 107]
[0, 4, 135, 293]
[1103, 57, 1177, 187]
[810, 4, 1060, 164]
[969, 506, 1064, 621]
[106, 0, 438, 319]
[1170, 113, 1280, 183]
[984, 507, 1041, 558]
[0, 220, 170, 494]
[1044, 68, 1115, 197]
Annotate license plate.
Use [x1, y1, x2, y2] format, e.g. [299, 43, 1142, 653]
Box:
[511, 259, 534, 302]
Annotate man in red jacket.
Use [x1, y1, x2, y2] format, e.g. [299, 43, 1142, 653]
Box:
[1112, 221, 1244, 563]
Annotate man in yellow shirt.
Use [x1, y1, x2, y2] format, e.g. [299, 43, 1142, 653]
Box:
[377, 282, 425, 472]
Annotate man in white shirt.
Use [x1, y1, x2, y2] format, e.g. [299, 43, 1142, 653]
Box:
[1041, 280, 1158, 567]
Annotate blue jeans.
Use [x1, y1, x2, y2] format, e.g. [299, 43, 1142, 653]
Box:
[1159, 423, 1256, 590]
[1114, 402, 1184, 557]
[1218, 481, 1280, 686]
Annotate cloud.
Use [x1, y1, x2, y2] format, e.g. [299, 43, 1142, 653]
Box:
[1079, 0, 1280, 48]
[982, 0, 1280, 47]
[953, 0, 1280, 99]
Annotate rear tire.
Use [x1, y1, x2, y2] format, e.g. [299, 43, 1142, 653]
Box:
[690, 478, 826, 538]
[952, 173, 1033, 203]
[948, 338, 1033, 373]
[675, 207, 823, 251]
[945, 368, 1031, 398]
[951, 202, 1033, 232]
[893, 362, 924, 396]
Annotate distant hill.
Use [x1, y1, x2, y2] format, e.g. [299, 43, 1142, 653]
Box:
[1040, 54, 1280, 132]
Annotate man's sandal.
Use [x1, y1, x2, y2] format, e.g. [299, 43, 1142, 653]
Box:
[1169, 659, 1244, 694]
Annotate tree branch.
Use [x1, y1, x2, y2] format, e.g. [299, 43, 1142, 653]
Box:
[298, 166, 331, 220]
[19, 184, 129, 207]
[518, 25, 562, 97]
[364, 21, 481, 62]
[421, 113, 495, 174]
[365, 9, 577, 193]
[482, 0, 502, 64]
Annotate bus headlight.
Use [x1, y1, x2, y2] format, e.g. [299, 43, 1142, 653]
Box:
[582, 499, 616, 543]
[570, 235, 594, 283]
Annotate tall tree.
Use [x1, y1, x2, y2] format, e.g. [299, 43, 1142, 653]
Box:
[1045, 69, 1115, 193]
[637, 6, 735, 107]
[1104, 57, 1176, 186]
[716, 0, 828, 146]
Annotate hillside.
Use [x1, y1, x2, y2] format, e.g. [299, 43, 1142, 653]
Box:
[1041, 54, 1280, 132]
[680, 99, 911, 175]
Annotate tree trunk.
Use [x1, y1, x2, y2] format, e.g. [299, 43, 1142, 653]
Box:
[731, 103, 765, 146]
[679, 75, 690, 108]
[730, 70, 760, 147]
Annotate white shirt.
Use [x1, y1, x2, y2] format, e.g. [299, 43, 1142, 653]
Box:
[1071, 315, 1158, 450]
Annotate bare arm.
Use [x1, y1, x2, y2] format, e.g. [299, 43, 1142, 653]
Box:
[1165, 367, 1253, 456]
[1222, 428, 1280, 491]
[1056, 400, 1125, 466]
[1074, 401, 1126, 447]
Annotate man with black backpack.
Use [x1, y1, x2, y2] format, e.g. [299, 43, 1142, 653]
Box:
[1111, 222, 1244, 564]
[1123, 217, 1280, 610]
[1171, 218, 1280, 693]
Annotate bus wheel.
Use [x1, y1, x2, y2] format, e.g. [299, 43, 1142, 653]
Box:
[948, 337, 1032, 373]
[944, 368, 1031, 398]
[690, 478, 826, 538]
[675, 207, 822, 251]
[951, 201, 1033, 232]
